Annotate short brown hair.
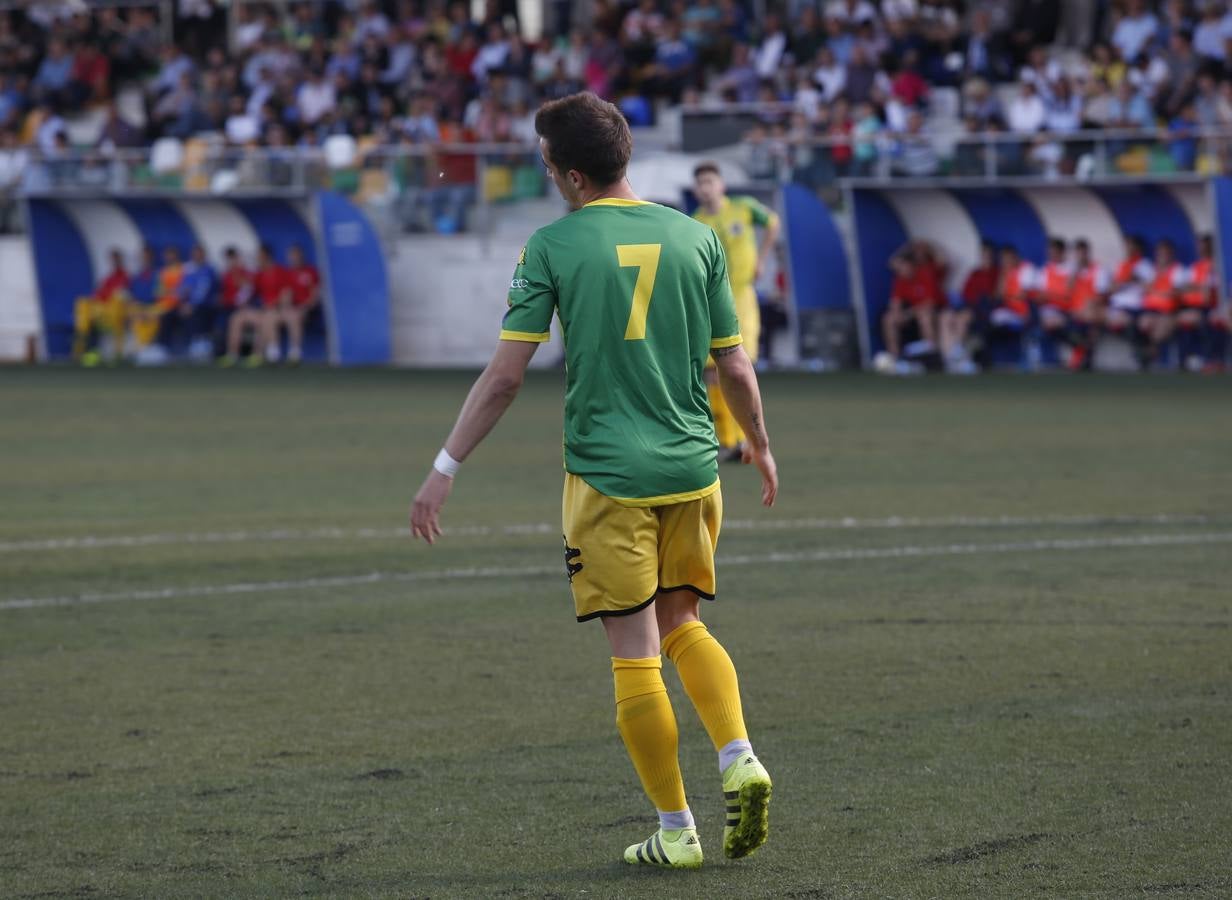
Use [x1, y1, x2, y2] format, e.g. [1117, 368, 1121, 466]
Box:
[534, 92, 632, 187]
[693, 161, 721, 179]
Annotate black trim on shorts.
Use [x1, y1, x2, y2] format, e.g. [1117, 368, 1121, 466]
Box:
[658, 584, 717, 601]
[576, 592, 658, 623]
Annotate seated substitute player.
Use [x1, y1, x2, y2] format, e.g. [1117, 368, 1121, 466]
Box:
[1104, 235, 1155, 341]
[125, 245, 162, 352]
[151, 244, 186, 352]
[992, 244, 1036, 331]
[216, 246, 253, 355]
[160, 243, 219, 357]
[1064, 238, 1110, 371]
[691, 161, 780, 461]
[73, 247, 130, 365]
[411, 93, 779, 870]
[881, 249, 941, 359]
[1138, 237, 1183, 370]
[939, 239, 998, 367]
[1036, 236, 1098, 368]
[271, 243, 320, 365]
[1175, 233, 1219, 371]
[223, 244, 284, 366]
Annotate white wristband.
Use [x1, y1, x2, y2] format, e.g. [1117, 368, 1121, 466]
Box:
[433, 448, 461, 478]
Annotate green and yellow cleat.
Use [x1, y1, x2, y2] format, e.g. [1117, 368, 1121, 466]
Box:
[623, 827, 704, 869]
[722, 753, 772, 859]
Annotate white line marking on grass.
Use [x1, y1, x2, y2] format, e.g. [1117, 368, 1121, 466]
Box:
[0, 513, 1218, 554]
[4, 531, 1230, 612]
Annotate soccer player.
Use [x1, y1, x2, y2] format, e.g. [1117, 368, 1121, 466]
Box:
[164, 244, 219, 357]
[217, 246, 253, 355]
[1104, 235, 1155, 343]
[1175, 234, 1217, 371]
[1036, 236, 1097, 368]
[881, 249, 942, 359]
[125, 245, 162, 352]
[939, 239, 998, 367]
[223, 244, 284, 366]
[992, 244, 1036, 331]
[1139, 238, 1183, 370]
[272, 244, 320, 364]
[150, 245, 186, 352]
[691, 161, 780, 461]
[411, 93, 779, 870]
[73, 247, 130, 365]
[1065, 238, 1109, 371]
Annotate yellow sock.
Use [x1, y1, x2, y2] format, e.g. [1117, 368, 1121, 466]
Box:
[662, 621, 748, 751]
[612, 657, 687, 813]
[707, 382, 745, 448]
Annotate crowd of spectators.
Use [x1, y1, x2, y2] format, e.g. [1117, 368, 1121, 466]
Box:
[5, 1, 1232, 209]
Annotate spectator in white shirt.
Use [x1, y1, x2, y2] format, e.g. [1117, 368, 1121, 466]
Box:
[297, 70, 335, 126]
[793, 71, 823, 121]
[1019, 46, 1063, 96]
[1194, 6, 1228, 61]
[224, 94, 259, 145]
[234, 4, 267, 51]
[1111, 0, 1159, 63]
[623, 0, 666, 42]
[1044, 78, 1082, 133]
[472, 22, 510, 82]
[36, 108, 67, 154]
[1007, 81, 1046, 133]
[825, 0, 878, 25]
[813, 46, 847, 103]
[880, 0, 919, 25]
[0, 129, 30, 189]
[754, 15, 788, 80]
[354, 2, 391, 43]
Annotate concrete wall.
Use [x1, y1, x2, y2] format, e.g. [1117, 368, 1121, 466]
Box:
[389, 232, 564, 369]
[0, 236, 39, 361]
[0, 228, 553, 367]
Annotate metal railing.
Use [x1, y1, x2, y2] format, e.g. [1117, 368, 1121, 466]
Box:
[5, 126, 1232, 237]
[5, 141, 550, 235]
[737, 126, 1232, 187]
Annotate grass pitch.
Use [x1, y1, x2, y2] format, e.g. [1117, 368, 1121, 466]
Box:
[1, 369, 1230, 899]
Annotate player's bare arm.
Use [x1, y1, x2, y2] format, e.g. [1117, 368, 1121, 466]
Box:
[711, 343, 777, 507]
[411, 339, 539, 544]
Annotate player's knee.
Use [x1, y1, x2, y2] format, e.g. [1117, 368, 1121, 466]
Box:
[655, 590, 701, 637]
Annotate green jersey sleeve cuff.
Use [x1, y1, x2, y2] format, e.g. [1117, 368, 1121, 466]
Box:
[710, 334, 743, 349]
[499, 329, 551, 343]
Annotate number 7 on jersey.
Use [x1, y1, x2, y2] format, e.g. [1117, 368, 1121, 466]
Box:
[617, 243, 662, 341]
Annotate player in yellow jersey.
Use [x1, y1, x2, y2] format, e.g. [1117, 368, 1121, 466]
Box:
[692, 162, 781, 460]
[411, 93, 778, 869]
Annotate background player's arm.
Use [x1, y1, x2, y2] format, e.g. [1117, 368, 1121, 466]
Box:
[743, 197, 781, 279]
[757, 213, 781, 279]
[411, 339, 539, 543]
[711, 343, 778, 507]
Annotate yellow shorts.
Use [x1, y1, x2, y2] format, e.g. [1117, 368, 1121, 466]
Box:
[562, 473, 722, 622]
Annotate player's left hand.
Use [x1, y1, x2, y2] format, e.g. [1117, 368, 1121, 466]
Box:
[411, 469, 453, 544]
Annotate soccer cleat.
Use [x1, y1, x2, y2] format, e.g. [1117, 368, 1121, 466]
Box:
[721, 444, 746, 464]
[722, 753, 772, 859]
[623, 827, 704, 869]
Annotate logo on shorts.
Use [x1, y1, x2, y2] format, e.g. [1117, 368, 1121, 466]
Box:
[563, 537, 583, 583]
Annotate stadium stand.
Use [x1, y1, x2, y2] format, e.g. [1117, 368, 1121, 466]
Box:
[5, 2, 1232, 197]
[1, 1, 1231, 372]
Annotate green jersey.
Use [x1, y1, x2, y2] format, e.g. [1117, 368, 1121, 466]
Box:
[500, 198, 741, 505]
